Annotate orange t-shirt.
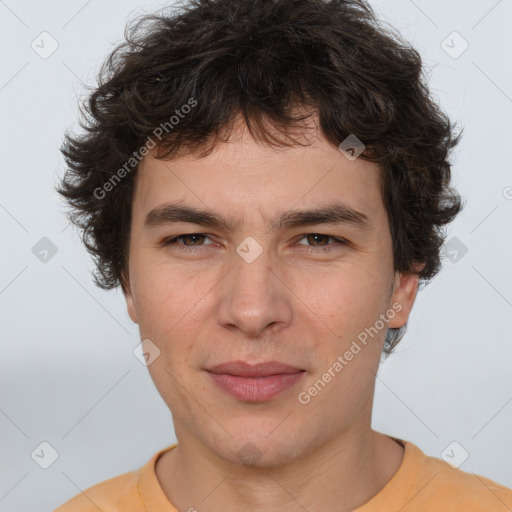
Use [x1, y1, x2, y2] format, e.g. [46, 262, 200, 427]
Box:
[54, 438, 512, 511]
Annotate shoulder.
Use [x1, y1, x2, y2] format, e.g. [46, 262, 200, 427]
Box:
[53, 444, 177, 512]
[406, 441, 512, 510]
[53, 456, 151, 512]
[54, 468, 142, 512]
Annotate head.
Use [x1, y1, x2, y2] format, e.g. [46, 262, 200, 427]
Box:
[57, 0, 462, 466]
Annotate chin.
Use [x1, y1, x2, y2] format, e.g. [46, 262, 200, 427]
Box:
[210, 429, 306, 469]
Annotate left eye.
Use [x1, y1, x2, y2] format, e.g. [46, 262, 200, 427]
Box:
[298, 233, 347, 252]
[295, 233, 346, 250]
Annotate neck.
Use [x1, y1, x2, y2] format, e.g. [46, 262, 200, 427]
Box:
[156, 427, 404, 512]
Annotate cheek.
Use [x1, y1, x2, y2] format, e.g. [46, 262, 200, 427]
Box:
[298, 267, 390, 414]
[131, 263, 214, 396]
[133, 269, 202, 411]
[297, 260, 391, 335]
[132, 259, 206, 335]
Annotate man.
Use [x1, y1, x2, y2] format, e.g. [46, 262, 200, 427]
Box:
[54, 0, 512, 510]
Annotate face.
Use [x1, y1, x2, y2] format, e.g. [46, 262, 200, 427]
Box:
[124, 116, 419, 467]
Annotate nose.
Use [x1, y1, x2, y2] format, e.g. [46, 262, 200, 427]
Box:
[216, 245, 293, 338]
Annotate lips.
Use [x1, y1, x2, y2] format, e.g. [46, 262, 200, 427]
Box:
[207, 360, 304, 378]
[205, 360, 306, 401]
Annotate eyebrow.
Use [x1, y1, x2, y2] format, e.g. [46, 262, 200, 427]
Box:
[144, 201, 372, 232]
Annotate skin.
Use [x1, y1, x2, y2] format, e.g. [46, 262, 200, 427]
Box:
[123, 114, 422, 512]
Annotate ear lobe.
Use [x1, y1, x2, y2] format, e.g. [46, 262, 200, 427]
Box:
[388, 268, 422, 329]
[122, 274, 138, 324]
[125, 293, 138, 324]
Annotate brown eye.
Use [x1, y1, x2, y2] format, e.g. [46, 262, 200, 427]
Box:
[162, 233, 215, 249]
[305, 234, 330, 246]
[180, 234, 206, 246]
[295, 234, 348, 253]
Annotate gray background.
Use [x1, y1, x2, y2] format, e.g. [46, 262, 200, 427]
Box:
[1, 0, 511, 510]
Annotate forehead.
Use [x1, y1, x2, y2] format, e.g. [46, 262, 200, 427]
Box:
[132, 120, 384, 227]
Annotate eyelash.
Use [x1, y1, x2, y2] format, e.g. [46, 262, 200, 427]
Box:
[161, 233, 348, 253]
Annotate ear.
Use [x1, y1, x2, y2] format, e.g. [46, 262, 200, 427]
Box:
[388, 265, 423, 329]
[122, 272, 138, 324]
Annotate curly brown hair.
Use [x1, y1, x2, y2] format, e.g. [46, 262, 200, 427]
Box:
[56, 0, 463, 353]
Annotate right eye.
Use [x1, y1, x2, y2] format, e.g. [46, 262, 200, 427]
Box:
[162, 233, 216, 251]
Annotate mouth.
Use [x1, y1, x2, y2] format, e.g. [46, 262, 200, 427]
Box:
[205, 360, 306, 402]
